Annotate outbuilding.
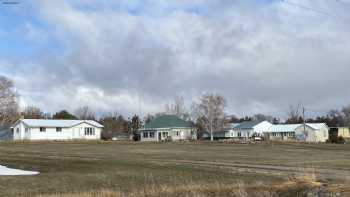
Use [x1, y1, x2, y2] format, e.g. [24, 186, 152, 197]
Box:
[295, 123, 329, 143]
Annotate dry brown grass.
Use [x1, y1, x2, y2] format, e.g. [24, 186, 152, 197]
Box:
[2, 142, 350, 197]
[35, 178, 328, 197]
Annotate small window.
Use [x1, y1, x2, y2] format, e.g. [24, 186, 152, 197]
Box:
[176, 131, 179, 136]
[84, 127, 95, 135]
[150, 132, 155, 138]
[25, 128, 29, 133]
[40, 127, 46, 132]
[56, 127, 62, 132]
[16, 128, 20, 134]
[143, 132, 149, 138]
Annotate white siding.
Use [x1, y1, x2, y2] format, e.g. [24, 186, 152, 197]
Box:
[232, 129, 253, 138]
[12, 121, 101, 141]
[140, 128, 196, 142]
[253, 121, 273, 134]
[295, 125, 329, 142]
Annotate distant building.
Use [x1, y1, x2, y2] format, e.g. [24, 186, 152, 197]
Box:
[264, 124, 299, 141]
[138, 115, 197, 142]
[12, 119, 103, 141]
[265, 123, 329, 143]
[111, 132, 132, 141]
[329, 127, 350, 141]
[232, 121, 273, 139]
[295, 123, 329, 143]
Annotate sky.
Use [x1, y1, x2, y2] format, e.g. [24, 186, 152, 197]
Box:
[0, 0, 350, 119]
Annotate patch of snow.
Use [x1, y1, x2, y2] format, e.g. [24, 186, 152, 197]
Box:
[0, 165, 39, 176]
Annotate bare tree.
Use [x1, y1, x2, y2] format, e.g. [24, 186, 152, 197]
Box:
[253, 114, 275, 123]
[342, 105, 350, 128]
[144, 113, 155, 124]
[286, 104, 303, 124]
[165, 96, 189, 120]
[22, 106, 44, 119]
[193, 93, 226, 141]
[74, 106, 96, 120]
[0, 76, 19, 127]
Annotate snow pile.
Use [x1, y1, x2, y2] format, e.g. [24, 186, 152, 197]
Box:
[0, 165, 39, 176]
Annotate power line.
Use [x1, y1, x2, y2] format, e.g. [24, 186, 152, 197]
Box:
[335, 0, 350, 5]
[281, 0, 332, 16]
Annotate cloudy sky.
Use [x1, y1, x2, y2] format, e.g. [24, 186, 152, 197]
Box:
[0, 0, 350, 119]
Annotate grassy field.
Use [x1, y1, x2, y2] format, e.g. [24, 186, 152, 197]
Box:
[0, 141, 350, 196]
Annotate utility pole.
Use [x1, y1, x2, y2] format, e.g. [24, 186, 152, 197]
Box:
[302, 106, 306, 134]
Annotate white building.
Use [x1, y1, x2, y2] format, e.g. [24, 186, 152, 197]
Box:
[231, 121, 273, 139]
[295, 123, 329, 143]
[264, 124, 300, 141]
[265, 123, 329, 142]
[139, 115, 197, 142]
[12, 119, 103, 141]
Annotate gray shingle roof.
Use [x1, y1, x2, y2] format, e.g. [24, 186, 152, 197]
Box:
[144, 115, 193, 129]
[234, 121, 263, 129]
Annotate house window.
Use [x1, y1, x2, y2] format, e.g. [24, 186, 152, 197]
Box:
[40, 127, 46, 132]
[84, 127, 95, 135]
[238, 132, 241, 137]
[143, 132, 149, 138]
[16, 128, 20, 134]
[25, 128, 29, 133]
[162, 132, 168, 137]
[176, 131, 180, 136]
[150, 132, 155, 138]
[56, 127, 62, 132]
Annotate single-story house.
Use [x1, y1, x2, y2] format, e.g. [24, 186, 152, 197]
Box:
[12, 119, 103, 141]
[232, 121, 273, 139]
[264, 123, 329, 142]
[264, 124, 299, 141]
[138, 115, 197, 142]
[294, 123, 329, 143]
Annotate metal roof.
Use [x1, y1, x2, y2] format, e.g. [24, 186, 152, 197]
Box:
[144, 115, 193, 129]
[234, 121, 263, 129]
[267, 124, 302, 132]
[306, 123, 328, 130]
[267, 123, 328, 133]
[19, 119, 104, 128]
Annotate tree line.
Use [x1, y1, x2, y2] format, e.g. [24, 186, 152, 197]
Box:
[1, 75, 350, 140]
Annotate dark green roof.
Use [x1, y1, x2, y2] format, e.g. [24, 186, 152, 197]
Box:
[144, 115, 193, 129]
[234, 121, 263, 129]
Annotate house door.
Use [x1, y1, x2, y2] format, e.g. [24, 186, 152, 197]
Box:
[73, 128, 80, 139]
[158, 132, 161, 141]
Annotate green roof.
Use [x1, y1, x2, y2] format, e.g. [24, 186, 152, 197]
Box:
[144, 115, 193, 129]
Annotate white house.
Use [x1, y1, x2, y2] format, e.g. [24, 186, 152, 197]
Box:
[295, 123, 329, 143]
[12, 119, 103, 141]
[231, 121, 273, 139]
[139, 115, 197, 142]
[265, 123, 329, 142]
[264, 124, 300, 141]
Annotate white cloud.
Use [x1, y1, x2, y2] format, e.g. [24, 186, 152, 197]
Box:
[2, 0, 350, 118]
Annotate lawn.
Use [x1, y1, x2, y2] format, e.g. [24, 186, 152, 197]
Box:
[0, 141, 349, 196]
